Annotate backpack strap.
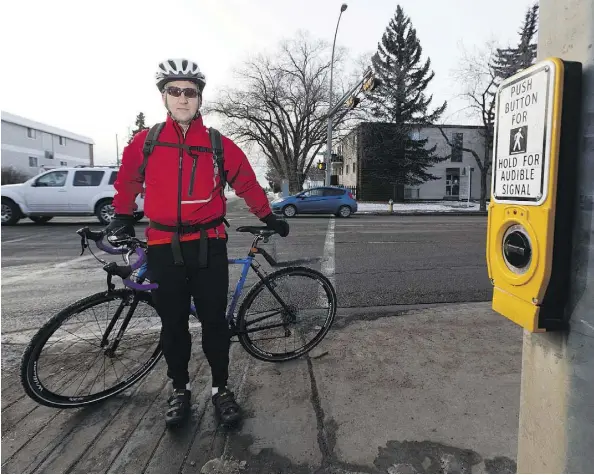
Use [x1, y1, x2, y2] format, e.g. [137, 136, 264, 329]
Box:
[139, 122, 166, 177]
[209, 127, 226, 191]
[209, 127, 230, 229]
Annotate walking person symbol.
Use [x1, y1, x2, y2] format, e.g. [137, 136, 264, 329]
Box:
[514, 129, 524, 152]
[513, 129, 524, 151]
[509, 126, 527, 155]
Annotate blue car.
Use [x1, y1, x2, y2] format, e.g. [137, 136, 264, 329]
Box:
[271, 186, 358, 218]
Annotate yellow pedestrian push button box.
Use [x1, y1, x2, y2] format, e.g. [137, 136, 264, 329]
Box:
[486, 57, 582, 332]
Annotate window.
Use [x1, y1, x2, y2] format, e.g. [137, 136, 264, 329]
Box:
[451, 133, 463, 162]
[109, 171, 118, 185]
[346, 164, 350, 174]
[353, 163, 356, 173]
[59, 136, 67, 146]
[29, 156, 38, 167]
[302, 189, 324, 198]
[73, 170, 105, 187]
[60, 161, 67, 166]
[27, 128, 36, 139]
[445, 168, 460, 196]
[35, 170, 68, 187]
[323, 188, 345, 197]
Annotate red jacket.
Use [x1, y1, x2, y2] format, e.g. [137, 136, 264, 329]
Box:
[113, 114, 271, 245]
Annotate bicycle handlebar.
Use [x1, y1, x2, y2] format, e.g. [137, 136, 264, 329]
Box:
[77, 222, 284, 292]
[77, 227, 158, 291]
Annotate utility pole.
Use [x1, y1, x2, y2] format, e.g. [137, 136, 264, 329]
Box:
[516, 0, 594, 472]
[325, 3, 348, 186]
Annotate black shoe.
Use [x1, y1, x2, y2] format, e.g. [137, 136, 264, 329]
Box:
[212, 387, 241, 427]
[165, 389, 191, 428]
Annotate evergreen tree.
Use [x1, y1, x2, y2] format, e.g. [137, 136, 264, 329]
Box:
[265, 158, 283, 192]
[127, 112, 149, 144]
[364, 5, 447, 195]
[491, 2, 539, 81]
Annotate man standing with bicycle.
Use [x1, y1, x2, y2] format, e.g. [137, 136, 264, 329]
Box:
[105, 58, 289, 428]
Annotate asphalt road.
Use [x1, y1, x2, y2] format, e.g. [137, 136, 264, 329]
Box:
[2, 203, 520, 474]
[1, 200, 490, 367]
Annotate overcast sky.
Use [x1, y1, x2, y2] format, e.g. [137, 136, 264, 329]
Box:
[1, 0, 535, 181]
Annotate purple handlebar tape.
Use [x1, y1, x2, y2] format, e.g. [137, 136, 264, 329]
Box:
[123, 247, 158, 290]
[94, 235, 158, 291]
[130, 247, 147, 270]
[123, 279, 158, 291]
[97, 239, 128, 255]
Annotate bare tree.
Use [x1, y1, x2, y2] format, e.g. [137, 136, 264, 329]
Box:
[205, 32, 357, 193]
[429, 41, 498, 211]
[1, 166, 30, 185]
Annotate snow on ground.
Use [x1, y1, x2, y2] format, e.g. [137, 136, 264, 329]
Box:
[235, 189, 484, 213]
[356, 201, 483, 213]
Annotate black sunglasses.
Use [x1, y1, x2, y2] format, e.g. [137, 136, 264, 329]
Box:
[165, 86, 199, 98]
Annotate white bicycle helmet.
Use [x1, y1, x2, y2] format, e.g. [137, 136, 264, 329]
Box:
[155, 58, 206, 92]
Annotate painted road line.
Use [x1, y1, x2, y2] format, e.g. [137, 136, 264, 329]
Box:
[318, 218, 336, 307]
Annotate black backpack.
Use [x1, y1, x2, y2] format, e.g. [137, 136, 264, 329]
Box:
[138, 122, 228, 194]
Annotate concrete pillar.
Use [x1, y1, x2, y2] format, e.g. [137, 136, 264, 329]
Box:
[517, 0, 594, 472]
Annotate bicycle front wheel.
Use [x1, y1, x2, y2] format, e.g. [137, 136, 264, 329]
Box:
[20, 289, 163, 408]
[237, 266, 337, 362]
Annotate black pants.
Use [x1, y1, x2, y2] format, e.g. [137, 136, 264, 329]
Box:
[147, 238, 231, 389]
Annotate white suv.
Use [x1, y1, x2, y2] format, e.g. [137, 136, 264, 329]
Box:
[1, 166, 144, 226]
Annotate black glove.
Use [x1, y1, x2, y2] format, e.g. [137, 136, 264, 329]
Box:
[260, 213, 289, 237]
[105, 214, 136, 239]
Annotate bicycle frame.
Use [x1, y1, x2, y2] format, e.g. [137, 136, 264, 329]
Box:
[129, 233, 293, 328]
[134, 256, 255, 325]
[78, 226, 298, 343]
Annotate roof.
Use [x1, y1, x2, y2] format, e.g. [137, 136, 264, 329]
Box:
[40, 165, 118, 171]
[1, 111, 95, 145]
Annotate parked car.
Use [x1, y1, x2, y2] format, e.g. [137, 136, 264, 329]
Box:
[271, 186, 357, 218]
[1, 166, 144, 226]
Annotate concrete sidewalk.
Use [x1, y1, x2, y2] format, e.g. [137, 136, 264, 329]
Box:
[1, 302, 522, 474]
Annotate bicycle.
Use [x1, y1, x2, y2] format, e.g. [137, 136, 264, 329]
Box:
[20, 225, 337, 408]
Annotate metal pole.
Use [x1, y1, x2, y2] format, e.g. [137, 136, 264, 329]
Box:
[467, 166, 471, 208]
[516, 0, 594, 472]
[325, 3, 348, 186]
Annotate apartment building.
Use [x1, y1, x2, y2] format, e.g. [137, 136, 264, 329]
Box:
[1, 111, 94, 177]
[334, 122, 491, 201]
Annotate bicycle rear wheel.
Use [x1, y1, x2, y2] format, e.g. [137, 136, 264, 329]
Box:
[20, 289, 163, 408]
[236, 266, 337, 362]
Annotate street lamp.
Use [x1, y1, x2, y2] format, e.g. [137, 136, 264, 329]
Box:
[325, 3, 348, 186]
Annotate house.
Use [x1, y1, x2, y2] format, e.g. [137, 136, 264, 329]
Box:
[333, 122, 491, 201]
[1, 111, 95, 177]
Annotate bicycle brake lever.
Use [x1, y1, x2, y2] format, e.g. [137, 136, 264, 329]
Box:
[106, 273, 115, 292]
[79, 235, 88, 256]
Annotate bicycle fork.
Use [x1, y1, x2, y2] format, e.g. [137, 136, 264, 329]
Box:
[101, 293, 140, 357]
[249, 262, 297, 336]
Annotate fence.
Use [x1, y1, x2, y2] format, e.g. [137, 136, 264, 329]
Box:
[336, 185, 358, 198]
